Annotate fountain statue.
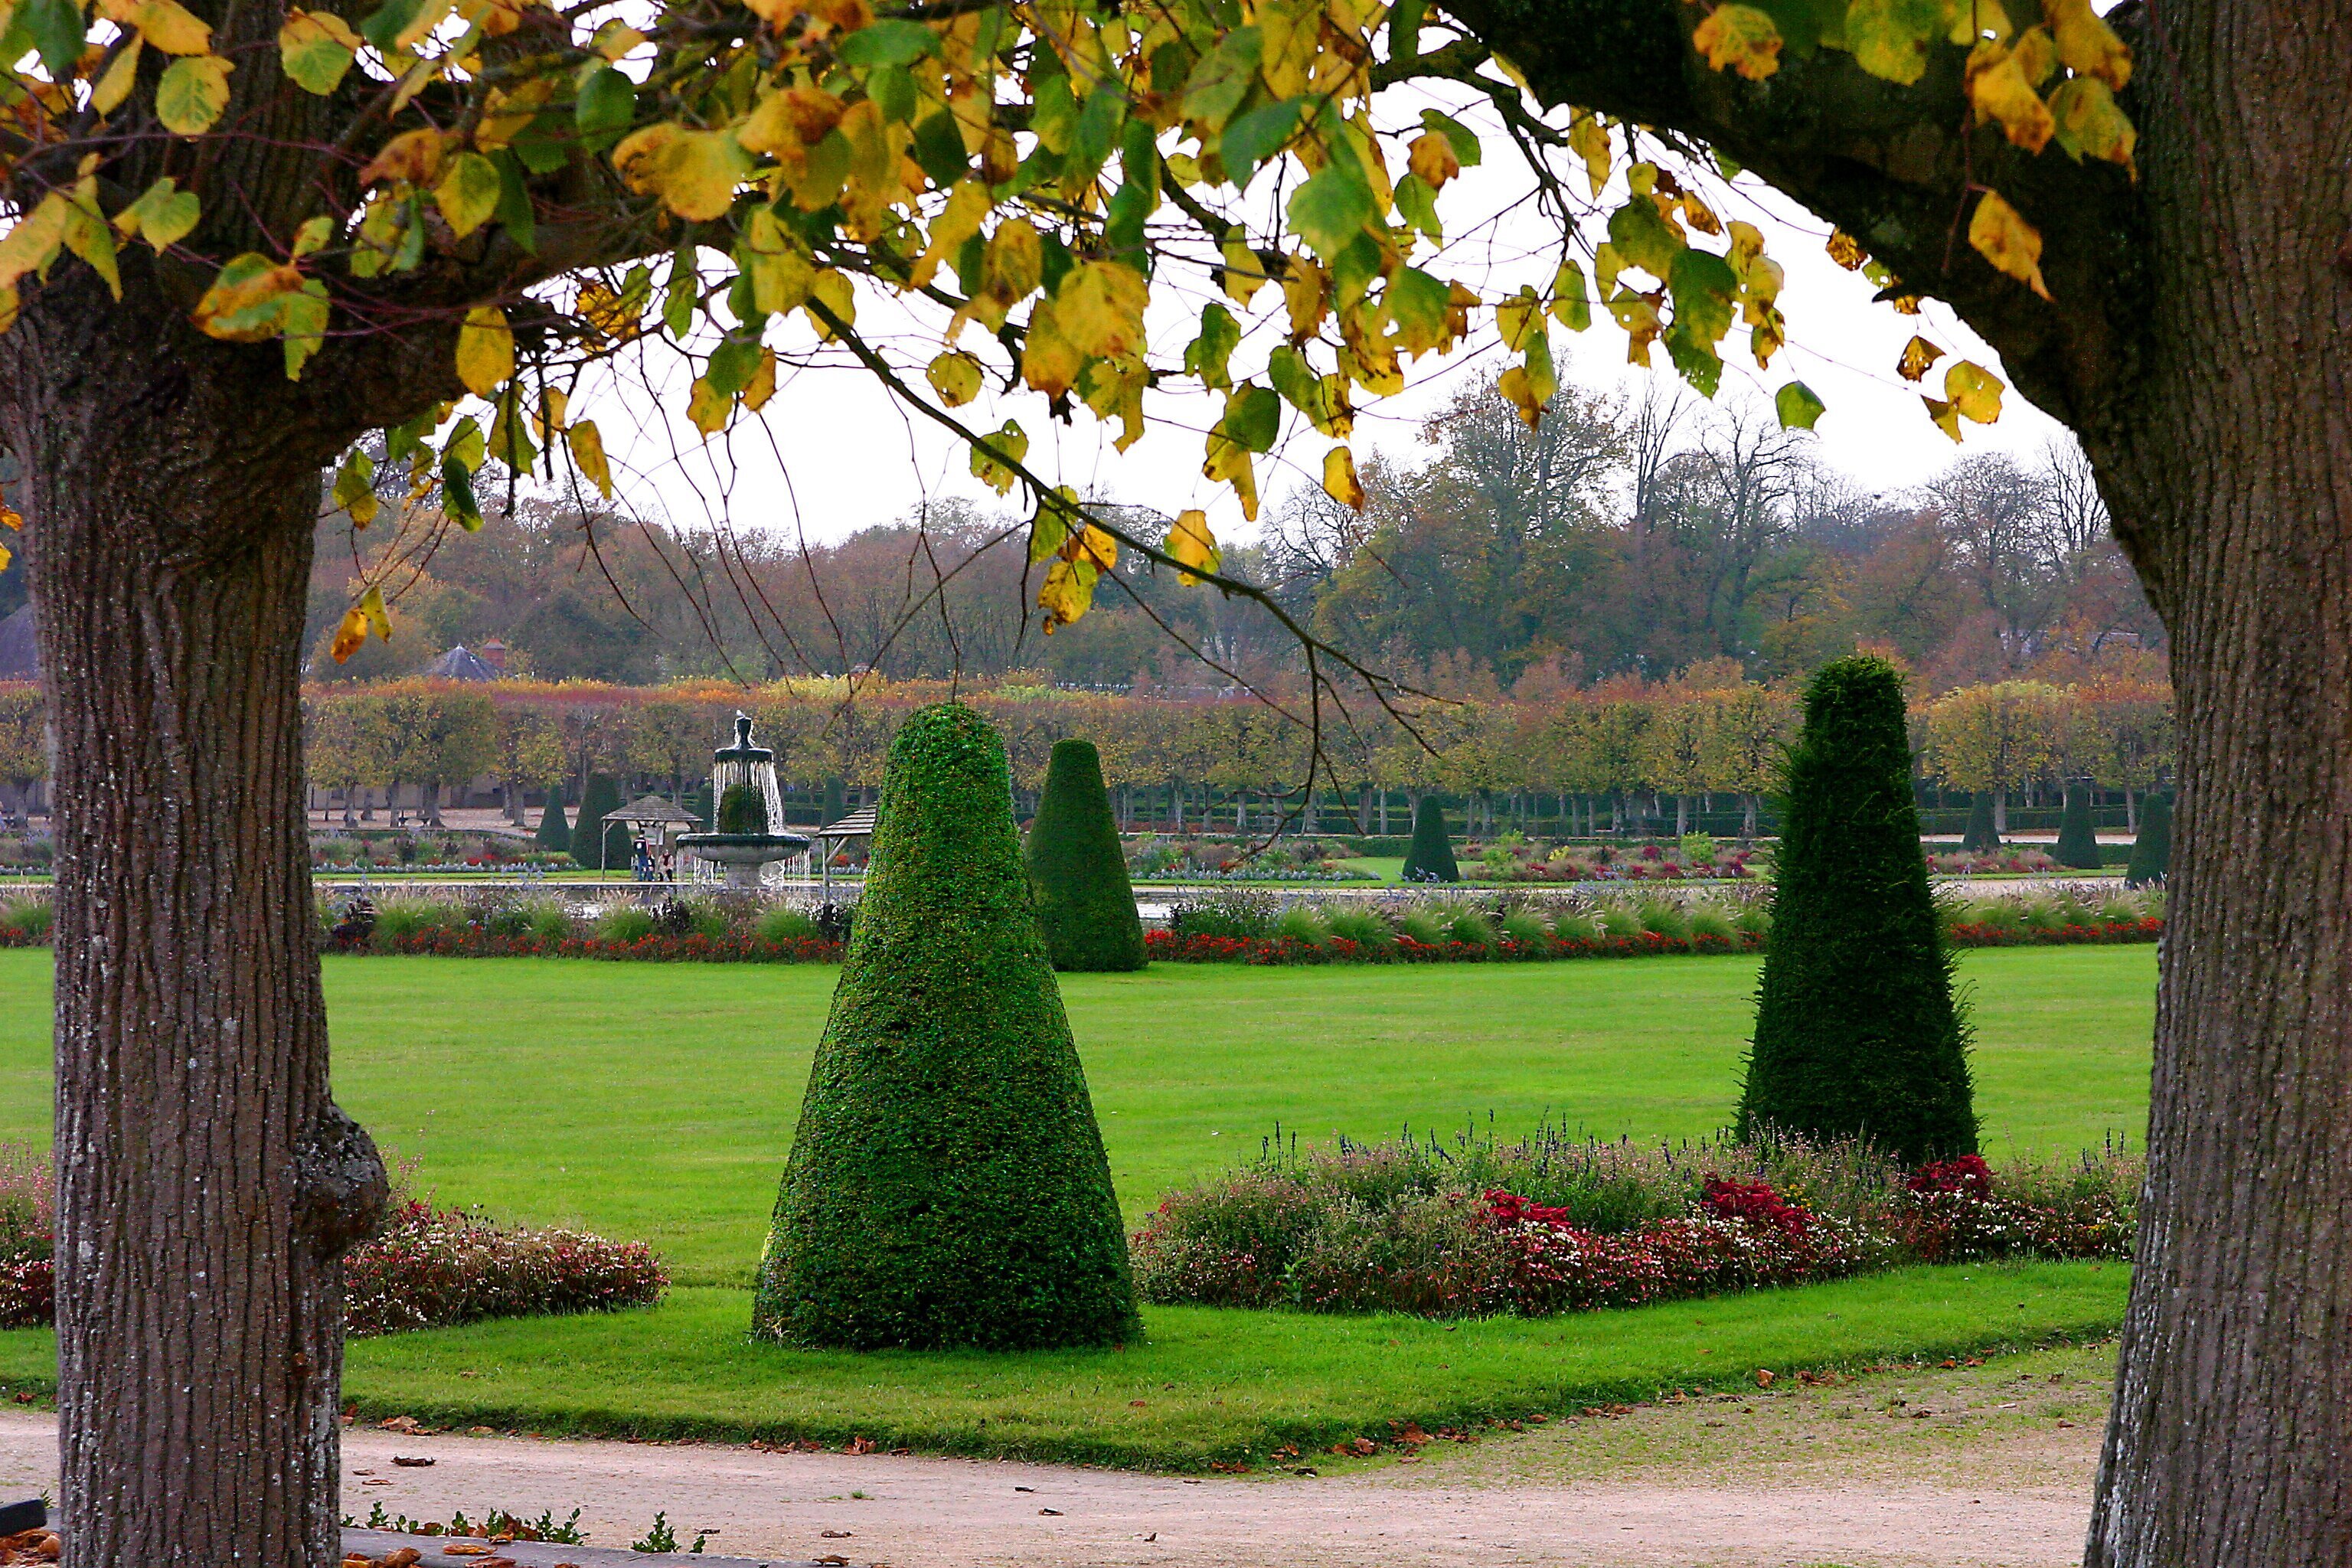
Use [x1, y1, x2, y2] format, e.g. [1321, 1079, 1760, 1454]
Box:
[678, 714, 811, 887]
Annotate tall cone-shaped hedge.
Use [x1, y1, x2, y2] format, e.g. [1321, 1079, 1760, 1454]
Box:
[1400, 796, 1459, 883]
[2053, 782, 2101, 868]
[2125, 793, 2171, 888]
[1025, 739, 1146, 972]
[1737, 656, 1977, 1164]
[571, 773, 625, 871]
[1959, 793, 1998, 854]
[533, 791, 571, 855]
[753, 704, 1138, 1350]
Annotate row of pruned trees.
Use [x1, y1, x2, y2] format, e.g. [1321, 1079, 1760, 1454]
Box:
[237, 671, 2178, 841]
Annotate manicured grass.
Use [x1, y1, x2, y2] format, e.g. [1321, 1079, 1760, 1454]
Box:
[0, 1263, 2128, 1470]
[0, 947, 2153, 1287]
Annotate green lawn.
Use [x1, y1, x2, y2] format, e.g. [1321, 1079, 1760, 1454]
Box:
[0, 1265, 2128, 1469]
[0, 946, 2154, 1289]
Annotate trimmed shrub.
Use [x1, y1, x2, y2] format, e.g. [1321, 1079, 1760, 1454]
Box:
[717, 782, 768, 835]
[753, 704, 1138, 1350]
[1400, 797, 1459, 883]
[573, 774, 626, 871]
[1023, 739, 1147, 972]
[2125, 794, 2171, 887]
[533, 792, 572, 856]
[2053, 782, 2101, 869]
[821, 776, 847, 825]
[1738, 655, 1978, 1163]
[1958, 792, 1999, 854]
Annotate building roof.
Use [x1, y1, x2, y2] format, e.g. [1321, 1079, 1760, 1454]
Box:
[813, 804, 876, 840]
[423, 644, 500, 681]
[605, 795, 701, 826]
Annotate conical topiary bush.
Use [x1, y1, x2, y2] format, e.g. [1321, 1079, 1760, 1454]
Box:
[753, 704, 1138, 1350]
[533, 789, 571, 856]
[1025, 739, 1146, 972]
[2125, 793, 2171, 888]
[1958, 793, 1998, 854]
[1736, 655, 1977, 1164]
[574, 773, 624, 871]
[1400, 796, 1459, 883]
[2053, 780, 2101, 868]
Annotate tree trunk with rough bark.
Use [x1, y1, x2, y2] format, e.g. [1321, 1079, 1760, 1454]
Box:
[28, 406, 388, 1567]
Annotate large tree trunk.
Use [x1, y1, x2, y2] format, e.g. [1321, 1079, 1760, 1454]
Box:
[2082, 11, 2352, 1559]
[27, 390, 387, 1568]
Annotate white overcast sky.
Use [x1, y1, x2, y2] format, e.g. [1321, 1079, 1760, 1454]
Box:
[561, 68, 2079, 550]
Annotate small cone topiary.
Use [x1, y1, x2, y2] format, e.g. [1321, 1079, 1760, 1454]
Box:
[1025, 739, 1146, 972]
[1958, 793, 1998, 854]
[573, 773, 625, 870]
[822, 776, 848, 824]
[1737, 655, 1978, 1164]
[1400, 796, 1459, 883]
[753, 704, 1138, 1350]
[2125, 793, 2171, 887]
[2053, 780, 2101, 869]
[533, 790, 571, 856]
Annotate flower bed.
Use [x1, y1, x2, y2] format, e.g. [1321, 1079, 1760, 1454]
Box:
[1132, 1132, 2136, 1320]
[0, 1148, 665, 1334]
[364, 929, 842, 963]
[1145, 920, 2155, 965]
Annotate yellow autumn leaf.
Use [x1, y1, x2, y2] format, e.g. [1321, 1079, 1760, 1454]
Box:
[278, 10, 360, 94]
[358, 128, 443, 187]
[1847, 0, 1936, 83]
[1945, 360, 2004, 423]
[1965, 40, 2055, 152]
[567, 420, 613, 498]
[2049, 77, 2136, 170]
[686, 376, 730, 437]
[2043, 0, 2128, 88]
[1897, 335, 1945, 381]
[742, 348, 776, 413]
[1219, 237, 1270, 307]
[927, 349, 983, 407]
[1021, 298, 1083, 400]
[329, 603, 369, 663]
[1164, 509, 1220, 584]
[803, 269, 854, 339]
[1693, 4, 1782, 80]
[191, 253, 303, 340]
[1321, 446, 1365, 512]
[1567, 110, 1611, 198]
[454, 305, 514, 395]
[1922, 395, 1963, 443]
[740, 208, 814, 315]
[1406, 132, 1460, 190]
[132, 0, 211, 55]
[612, 124, 750, 222]
[1968, 189, 2052, 299]
[910, 179, 989, 291]
[359, 583, 391, 639]
[1056, 261, 1149, 361]
[1944, 0, 2011, 42]
[1037, 555, 1096, 632]
[1826, 230, 1865, 270]
[93, 38, 143, 113]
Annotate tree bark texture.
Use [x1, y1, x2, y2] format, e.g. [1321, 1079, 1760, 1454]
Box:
[1436, 2, 2350, 1560]
[1, 273, 407, 1568]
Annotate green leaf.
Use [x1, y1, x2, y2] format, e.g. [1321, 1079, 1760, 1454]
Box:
[332, 449, 377, 511]
[1266, 344, 1315, 413]
[440, 455, 483, 529]
[1607, 197, 1683, 279]
[1667, 247, 1739, 346]
[443, 414, 485, 472]
[575, 65, 635, 139]
[1067, 82, 1125, 185]
[912, 111, 968, 188]
[358, 0, 423, 53]
[1844, 0, 1938, 83]
[155, 55, 232, 136]
[1664, 318, 1724, 397]
[278, 10, 358, 94]
[1416, 109, 1481, 167]
[1221, 383, 1281, 453]
[1775, 380, 1827, 430]
[1181, 25, 1260, 130]
[1753, 0, 1846, 54]
[280, 279, 330, 381]
[21, 0, 84, 79]
[1385, 266, 1450, 354]
[1551, 257, 1591, 332]
[866, 62, 916, 125]
[117, 178, 201, 251]
[662, 249, 696, 337]
[835, 18, 938, 67]
[1389, 0, 1424, 60]
[1183, 302, 1240, 390]
[1219, 98, 1299, 184]
[434, 152, 502, 240]
[1391, 171, 1441, 241]
[1286, 162, 1377, 261]
[493, 150, 536, 251]
[705, 332, 762, 398]
[1029, 72, 1078, 154]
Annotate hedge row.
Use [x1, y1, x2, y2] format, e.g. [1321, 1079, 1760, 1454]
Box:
[1144, 918, 2161, 966]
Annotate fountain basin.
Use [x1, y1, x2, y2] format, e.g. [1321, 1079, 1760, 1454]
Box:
[678, 831, 811, 887]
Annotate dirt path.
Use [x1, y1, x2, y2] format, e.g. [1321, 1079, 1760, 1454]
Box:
[0, 1347, 2113, 1567]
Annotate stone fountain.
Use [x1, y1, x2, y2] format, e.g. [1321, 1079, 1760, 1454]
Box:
[677, 714, 810, 887]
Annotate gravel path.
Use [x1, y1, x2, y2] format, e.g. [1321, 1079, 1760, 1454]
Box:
[0, 1405, 2094, 1568]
